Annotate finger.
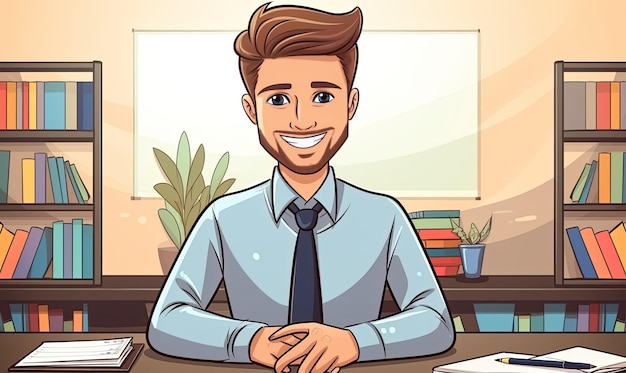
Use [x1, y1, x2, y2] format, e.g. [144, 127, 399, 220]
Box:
[295, 346, 327, 373]
[278, 335, 302, 347]
[273, 340, 315, 373]
[311, 355, 337, 373]
[330, 367, 340, 373]
[269, 323, 311, 340]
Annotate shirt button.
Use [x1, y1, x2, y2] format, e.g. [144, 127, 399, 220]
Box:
[252, 253, 260, 261]
[380, 327, 387, 334]
[389, 327, 396, 334]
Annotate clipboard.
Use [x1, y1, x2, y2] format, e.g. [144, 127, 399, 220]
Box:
[9, 343, 144, 372]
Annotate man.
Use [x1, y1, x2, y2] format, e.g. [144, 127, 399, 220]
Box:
[147, 3, 455, 373]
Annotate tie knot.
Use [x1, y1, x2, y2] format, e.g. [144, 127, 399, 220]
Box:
[289, 202, 323, 231]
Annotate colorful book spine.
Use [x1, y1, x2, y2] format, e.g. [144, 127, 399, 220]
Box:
[16, 82, 22, 130]
[72, 219, 83, 279]
[595, 230, 626, 279]
[0, 223, 15, 269]
[609, 222, 626, 273]
[44, 82, 66, 130]
[28, 226, 53, 278]
[63, 223, 73, 278]
[578, 160, 597, 204]
[12, 226, 44, 279]
[589, 303, 600, 332]
[596, 82, 611, 130]
[49, 308, 64, 332]
[77, 82, 94, 130]
[611, 81, 621, 130]
[65, 82, 78, 130]
[408, 210, 460, 219]
[56, 156, 69, 203]
[565, 226, 597, 278]
[543, 303, 566, 332]
[579, 227, 611, 279]
[28, 81, 37, 130]
[34, 152, 47, 204]
[9, 304, 24, 332]
[563, 81, 586, 130]
[598, 152, 611, 203]
[82, 224, 93, 279]
[52, 221, 64, 279]
[577, 304, 590, 332]
[36, 81, 44, 129]
[38, 304, 50, 332]
[474, 303, 515, 332]
[610, 151, 623, 203]
[0, 150, 10, 203]
[65, 161, 84, 203]
[0, 229, 29, 278]
[27, 304, 39, 332]
[47, 156, 62, 203]
[70, 163, 90, 202]
[570, 163, 591, 202]
[22, 82, 29, 130]
[0, 81, 6, 129]
[21, 158, 35, 203]
[6, 82, 16, 129]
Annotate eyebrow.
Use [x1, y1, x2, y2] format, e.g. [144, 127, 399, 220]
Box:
[258, 83, 291, 95]
[311, 81, 341, 89]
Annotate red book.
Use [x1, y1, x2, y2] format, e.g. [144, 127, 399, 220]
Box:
[28, 303, 40, 332]
[0, 82, 7, 129]
[596, 82, 611, 130]
[418, 229, 459, 240]
[588, 303, 600, 332]
[22, 82, 29, 129]
[429, 256, 462, 266]
[0, 229, 29, 278]
[595, 230, 626, 279]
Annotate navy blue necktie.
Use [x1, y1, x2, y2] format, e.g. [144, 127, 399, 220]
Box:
[288, 201, 324, 324]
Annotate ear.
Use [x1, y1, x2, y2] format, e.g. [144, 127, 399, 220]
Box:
[348, 88, 359, 120]
[242, 94, 257, 125]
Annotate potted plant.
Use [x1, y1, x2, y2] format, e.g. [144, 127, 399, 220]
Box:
[451, 216, 492, 278]
[153, 131, 236, 274]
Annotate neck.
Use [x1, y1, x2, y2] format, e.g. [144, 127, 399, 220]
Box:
[279, 163, 329, 202]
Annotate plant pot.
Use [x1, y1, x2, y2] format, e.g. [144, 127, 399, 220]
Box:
[459, 244, 485, 279]
[158, 244, 179, 275]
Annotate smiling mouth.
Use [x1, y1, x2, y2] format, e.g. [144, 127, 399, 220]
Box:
[280, 132, 327, 149]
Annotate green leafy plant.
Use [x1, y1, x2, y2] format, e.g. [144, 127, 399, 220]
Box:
[153, 131, 235, 250]
[451, 216, 492, 245]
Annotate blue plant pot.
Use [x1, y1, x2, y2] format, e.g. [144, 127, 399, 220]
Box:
[460, 244, 485, 278]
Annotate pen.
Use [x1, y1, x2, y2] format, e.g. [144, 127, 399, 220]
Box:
[496, 357, 596, 369]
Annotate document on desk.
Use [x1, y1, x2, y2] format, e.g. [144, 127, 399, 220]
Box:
[14, 337, 134, 368]
[433, 346, 626, 373]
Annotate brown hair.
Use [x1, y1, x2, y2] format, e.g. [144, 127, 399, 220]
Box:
[234, 3, 363, 104]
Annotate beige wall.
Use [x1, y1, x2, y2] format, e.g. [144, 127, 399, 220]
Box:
[3, 0, 625, 275]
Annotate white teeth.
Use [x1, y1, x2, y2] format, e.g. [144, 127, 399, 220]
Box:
[280, 132, 326, 149]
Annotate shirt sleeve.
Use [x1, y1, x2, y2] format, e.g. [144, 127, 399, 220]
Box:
[147, 204, 267, 363]
[345, 200, 455, 361]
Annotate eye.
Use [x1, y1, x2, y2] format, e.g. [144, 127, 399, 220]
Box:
[267, 94, 290, 106]
[313, 92, 334, 104]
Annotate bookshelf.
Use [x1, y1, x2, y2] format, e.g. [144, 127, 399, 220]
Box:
[0, 61, 102, 288]
[554, 61, 626, 286]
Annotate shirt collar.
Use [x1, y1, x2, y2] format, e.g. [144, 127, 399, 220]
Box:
[270, 165, 338, 224]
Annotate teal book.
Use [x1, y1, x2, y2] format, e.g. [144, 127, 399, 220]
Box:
[544, 303, 566, 332]
[0, 150, 9, 204]
[474, 303, 515, 332]
[28, 226, 53, 278]
[9, 304, 23, 332]
[72, 219, 83, 279]
[82, 303, 89, 332]
[513, 315, 519, 332]
[530, 312, 544, 332]
[409, 210, 460, 219]
[579, 159, 597, 204]
[52, 220, 64, 278]
[47, 156, 62, 203]
[564, 312, 578, 332]
[63, 223, 73, 278]
[600, 304, 606, 332]
[44, 82, 66, 129]
[22, 304, 28, 332]
[605, 304, 619, 333]
[56, 157, 68, 203]
[65, 160, 84, 203]
[0, 312, 3, 332]
[82, 224, 93, 279]
[412, 218, 460, 230]
[425, 248, 461, 257]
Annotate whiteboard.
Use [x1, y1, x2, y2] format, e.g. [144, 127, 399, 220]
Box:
[133, 30, 479, 198]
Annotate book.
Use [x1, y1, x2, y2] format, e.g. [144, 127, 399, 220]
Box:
[21, 158, 35, 203]
[9, 304, 25, 332]
[605, 304, 620, 332]
[52, 221, 64, 279]
[63, 223, 72, 278]
[12, 226, 44, 278]
[578, 159, 597, 203]
[565, 226, 597, 278]
[0, 81, 6, 129]
[28, 81, 37, 130]
[10, 337, 144, 371]
[34, 152, 47, 204]
[596, 81, 611, 130]
[453, 315, 464, 332]
[409, 210, 460, 219]
[6, 82, 16, 129]
[83, 224, 93, 278]
[28, 226, 53, 278]
[44, 82, 66, 130]
[0, 150, 9, 203]
[0, 229, 29, 278]
[609, 221, 626, 273]
[543, 303, 566, 332]
[564, 81, 586, 130]
[473, 303, 515, 332]
[426, 248, 461, 257]
[595, 230, 626, 278]
[563, 303, 578, 332]
[589, 303, 601, 332]
[418, 229, 460, 240]
[611, 81, 621, 130]
[38, 304, 50, 332]
[47, 156, 62, 203]
[48, 308, 64, 332]
[432, 346, 626, 373]
[66, 81, 78, 130]
[412, 217, 460, 230]
[577, 304, 590, 332]
[423, 239, 462, 249]
[70, 163, 90, 202]
[0, 223, 15, 269]
[56, 157, 69, 204]
[16, 81, 22, 131]
[598, 152, 611, 203]
[72, 218, 83, 278]
[586, 81, 597, 129]
[22, 82, 29, 129]
[518, 314, 530, 332]
[36, 81, 44, 130]
[579, 227, 611, 278]
[65, 160, 84, 203]
[28, 304, 39, 332]
[610, 151, 623, 203]
[77, 81, 94, 130]
[570, 163, 591, 202]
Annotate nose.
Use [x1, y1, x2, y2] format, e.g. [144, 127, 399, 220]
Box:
[289, 96, 317, 131]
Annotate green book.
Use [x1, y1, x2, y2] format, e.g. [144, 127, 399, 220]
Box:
[70, 164, 90, 202]
[570, 163, 591, 202]
[3, 320, 15, 332]
[611, 152, 624, 203]
[614, 320, 625, 332]
[412, 217, 460, 230]
[453, 315, 464, 332]
[530, 312, 544, 332]
[63, 320, 73, 332]
[518, 315, 531, 332]
[0, 150, 9, 204]
[409, 210, 460, 219]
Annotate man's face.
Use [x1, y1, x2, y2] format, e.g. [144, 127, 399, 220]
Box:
[242, 55, 359, 175]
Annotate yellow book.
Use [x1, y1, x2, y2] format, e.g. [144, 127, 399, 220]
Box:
[611, 81, 621, 130]
[73, 309, 83, 332]
[453, 315, 465, 332]
[29, 81, 37, 129]
[38, 304, 50, 332]
[598, 152, 611, 203]
[518, 314, 531, 332]
[22, 158, 35, 203]
[610, 222, 626, 273]
[65, 82, 77, 130]
[0, 223, 15, 270]
[6, 82, 17, 130]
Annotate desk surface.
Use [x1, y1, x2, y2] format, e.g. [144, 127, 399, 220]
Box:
[2, 333, 625, 372]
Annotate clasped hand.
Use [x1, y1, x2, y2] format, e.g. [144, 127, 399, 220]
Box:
[250, 322, 359, 373]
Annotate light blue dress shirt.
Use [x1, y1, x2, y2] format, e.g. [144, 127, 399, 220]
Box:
[148, 166, 454, 363]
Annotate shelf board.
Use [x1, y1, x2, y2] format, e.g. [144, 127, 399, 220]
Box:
[564, 203, 626, 211]
[563, 130, 626, 142]
[0, 275, 624, 302]
[0, 204, 94, 212]
[562, 278, 626, 286]
[0, 62, 98, 72]
[561, 61, 626, 72]
[0, 130, 94, 142]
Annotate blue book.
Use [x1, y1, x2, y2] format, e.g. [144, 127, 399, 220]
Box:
[72, 219, 83, 279]
[605, 304, 619, 333]
[564, 312, 578, 332]
[425, 248, 461, 257]
[409, 210, 460, 219]
[47, 157, 62, 203]
[77, 82, 94, 131]
[52, 221, 64, 278]
[28, 226, 53, 278]
[0, 150, 9, 204]
[474, 303, 515, 332]
[530, 312, 544, 332]
[9, 304, 23, 332]
[579, 160, 597, 203]
[83, 303, 89, 332]
[63, 223, 73, 278]
[65, 161, 84, 204]
[513, 315, 519, 332]
[83, 224, 94, 279]
[600, 304, 606, 332]
[565, 226, 597, 278]
[56, 157, 68, 203]
[544, 303, 566, 332]
[44, 82, 66, 129]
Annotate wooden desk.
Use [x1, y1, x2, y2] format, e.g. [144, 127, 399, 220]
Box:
[2, 333, 624, 372]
